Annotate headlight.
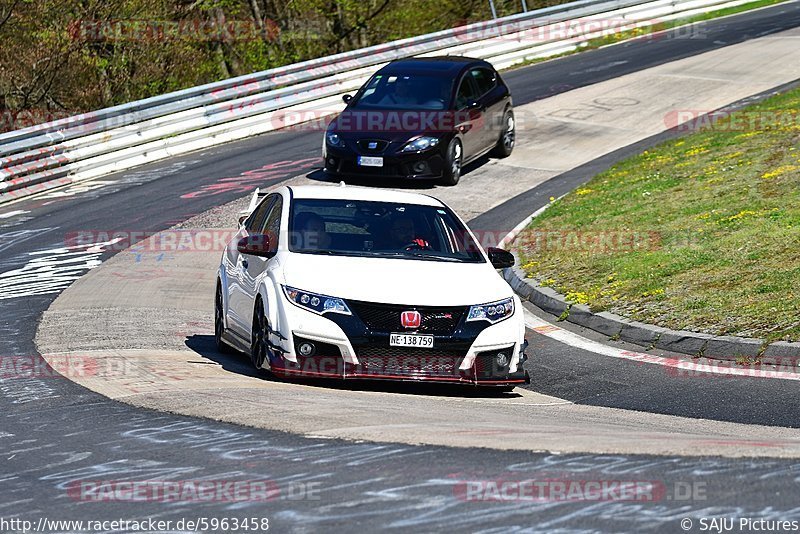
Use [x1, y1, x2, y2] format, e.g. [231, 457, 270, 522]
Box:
[326, 132, 343, 147]
[466, 297, 514, 324]
[401, 136, 439, 153]
[282, 286, 351, 316]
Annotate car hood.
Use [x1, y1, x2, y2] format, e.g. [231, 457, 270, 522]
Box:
[281, 253, 512, 306]
[330, 110, 437, 143]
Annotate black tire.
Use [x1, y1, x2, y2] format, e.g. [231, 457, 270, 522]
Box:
[490, 109, 515, 158]
[440, 138, 463, 186]
[214, 282, 235, 354]
[250, 298, 269, 370]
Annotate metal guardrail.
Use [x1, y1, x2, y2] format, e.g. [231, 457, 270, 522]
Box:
[0, 0, 755, 203]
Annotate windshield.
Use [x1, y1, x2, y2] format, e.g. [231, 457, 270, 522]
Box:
[289, 199, 485, 263]
[350, 74, 453, 110]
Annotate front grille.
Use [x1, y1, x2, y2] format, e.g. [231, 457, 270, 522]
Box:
[357, 346, 466, 358]
[355, 347, 465, 378]
[349, 301, 467, 335]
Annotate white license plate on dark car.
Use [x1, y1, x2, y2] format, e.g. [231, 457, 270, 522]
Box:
[358, 156, 384, 167]
[389, 333, 434, 348]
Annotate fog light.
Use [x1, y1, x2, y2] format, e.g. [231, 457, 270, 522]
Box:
[298, 342, 315, 357]
[495, 352, 509, 367]
[327, 157, 336, 166]
[412, 161, 427, 174]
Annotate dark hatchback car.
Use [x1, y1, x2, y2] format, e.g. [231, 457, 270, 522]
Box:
[322, 56, 514, 186]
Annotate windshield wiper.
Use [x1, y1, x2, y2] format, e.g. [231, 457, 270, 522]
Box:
[373, 251, 462, 262]
[407, 252, 462, 262]
[300, 249, 340, 255]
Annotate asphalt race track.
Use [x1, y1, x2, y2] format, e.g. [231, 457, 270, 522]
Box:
[2, 3, 800, 531]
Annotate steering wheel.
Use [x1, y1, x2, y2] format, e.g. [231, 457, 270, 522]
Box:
[404, 239, 432, 251]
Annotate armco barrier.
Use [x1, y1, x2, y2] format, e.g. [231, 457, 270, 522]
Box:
[0, 0, 758, 204]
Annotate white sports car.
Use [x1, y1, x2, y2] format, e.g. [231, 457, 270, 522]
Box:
[215, 184, 529, 389]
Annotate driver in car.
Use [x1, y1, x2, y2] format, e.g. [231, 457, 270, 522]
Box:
[389, 216, 431, 250]
[296, 212, 332, 250]
[376, 77, 416, 107]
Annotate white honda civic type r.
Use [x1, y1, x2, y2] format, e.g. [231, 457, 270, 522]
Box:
[215, 184, 529, 389]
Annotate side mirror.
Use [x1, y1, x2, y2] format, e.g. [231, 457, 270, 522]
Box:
[487, 247, 514, 269]
[238, 215, 247, 227]
[467, 100, 481, 110]
[237, 234, 275, 258]
[342, 94, 353, 104]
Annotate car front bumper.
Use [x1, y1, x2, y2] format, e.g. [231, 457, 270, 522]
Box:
[271, 294, 529, 387]
[323, 143, 447, 180]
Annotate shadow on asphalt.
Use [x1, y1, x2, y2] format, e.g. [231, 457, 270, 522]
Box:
[185, 334, 521, 399]
[303, 156, 488, 189]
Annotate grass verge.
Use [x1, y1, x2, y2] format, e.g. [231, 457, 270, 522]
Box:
[517, 86, 800, 342]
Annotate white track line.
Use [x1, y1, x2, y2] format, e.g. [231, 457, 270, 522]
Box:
[0, 210, 29, 219]
[524, 309, 800, 381]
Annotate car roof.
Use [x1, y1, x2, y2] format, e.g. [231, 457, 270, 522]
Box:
[285, 184, 445, 207]
[377, 56, 490, 77]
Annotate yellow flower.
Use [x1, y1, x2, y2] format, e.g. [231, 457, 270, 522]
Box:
[565, 290, 591, 305]
[685, 147, 709, 156]
[722, 210, 758, 223]
[761, 165, 798, 180]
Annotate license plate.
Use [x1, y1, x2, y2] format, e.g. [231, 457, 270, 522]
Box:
[390, 333, 434, 348]
[358, 156, 384, 167]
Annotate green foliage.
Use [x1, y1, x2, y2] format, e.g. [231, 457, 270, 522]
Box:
[0, 0, 569, 126]
[519, 87, 800, 342]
